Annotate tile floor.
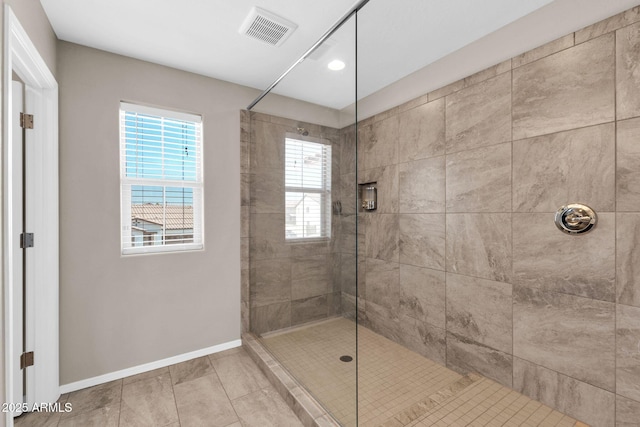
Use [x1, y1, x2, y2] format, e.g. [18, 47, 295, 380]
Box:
[261, 318, 585, 427]
[14, 347, 304, 427]
[14, 318, 588, 427]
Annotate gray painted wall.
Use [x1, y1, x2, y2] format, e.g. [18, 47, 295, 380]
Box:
[58, 41, 247, 384]
[56, 41, 339, 385]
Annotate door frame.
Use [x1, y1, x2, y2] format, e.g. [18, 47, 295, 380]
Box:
[3, 5, 59, 426]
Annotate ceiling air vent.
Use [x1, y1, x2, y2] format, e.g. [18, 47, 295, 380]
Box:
[239, 7, 298, 47]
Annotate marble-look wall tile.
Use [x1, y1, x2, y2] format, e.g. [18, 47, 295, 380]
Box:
[291, 255, 330, 300]
[341, 253, 365, 298]
[356, 124, 368, 171]
[463, 59, 511, 88]
[373, 106, 400, 124]
[241, 300, 250, 334]
[513, 285, 616, 391]
[513, 213, 615, 302]
[241, 141, 250, 174]
[617, 213, 640, 307]
[364, 300, 401, 343]
[398, 99, 445, 163]
[428, 79, 464, 102]
[365, 214, 399, 262]
[616, 395, 640, 427]
[251, 120, 286, 170]
[340, 214, 365, 254]
[446, 332, 513, 387]
[512, 34, 575, 68]
[446, 273, 512, 354]
[241, 238, 249, 271]
[251, 259, 291, 307]
[291, 295, 329, 326]
[617, 22, 640, 120]
[288, 242, 331, 259]
[575, 5, 640, 44]
[398, 93, 429, 114]
[251, 302, 291, 335]
[360, 165, 398, 214]
[513, 357, 615, 427]
[342, 293, 366, 323]
[513, 34, 615, 139]
[340, 173, 357, 215]
[513, 123, 615, 212]
[399, 214, 445, 270]
[398, 315, 446, 365]
[251, 169, 284, 214]
[241, 173, 251, 207]
[251, 214, 290, 260]
[617, 304, 640, 402]
[364, 115, 399, 170]
[327, 291, 341, 317]
[241, 206, 250, 238]
[365, 258, 399, 310]
[240, 110, 250, 141]
[399, 156, 445, 213]
[617, 117, 640, 211]
[445, 72, 511, 153]
[446, 143, 511, 213]
[341, 125, 356, 175]
[399, 265, 446, 328]
[445, 213, 512, 283]
[331, 253, 341, 294]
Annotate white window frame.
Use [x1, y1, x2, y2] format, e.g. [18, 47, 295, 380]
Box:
[284, 134, 332, 241]
[119, 102, 204, 255]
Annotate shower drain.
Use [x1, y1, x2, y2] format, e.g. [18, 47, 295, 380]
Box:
[340, 355, 353, 362]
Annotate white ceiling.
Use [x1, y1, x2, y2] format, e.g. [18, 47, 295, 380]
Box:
[39, 0, 355, 94]
[41, 0, 640, 111]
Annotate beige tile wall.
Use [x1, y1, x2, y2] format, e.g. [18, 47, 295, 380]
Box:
[244, 6, 640, 426]
[347, 6, 640, 427]
[245, 112, 343, 335]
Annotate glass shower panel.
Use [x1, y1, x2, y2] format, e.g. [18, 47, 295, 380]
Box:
[247, 14, 358, 427]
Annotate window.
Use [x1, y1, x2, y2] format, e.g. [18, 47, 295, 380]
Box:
[285, 136, 331, 240]
[120, 102, 203, 255]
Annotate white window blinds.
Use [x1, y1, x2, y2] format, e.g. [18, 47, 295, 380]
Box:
[119, 102, 204, 255]
[285, 137, 332, 240]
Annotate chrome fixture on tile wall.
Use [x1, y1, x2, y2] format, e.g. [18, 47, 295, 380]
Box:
[554, 203, 597, 235]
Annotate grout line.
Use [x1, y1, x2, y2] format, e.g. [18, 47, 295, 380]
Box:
[511, 50, 516, 392]
[117, 380, 123, 427]
[212, 364, 243, 425]
[613, 25, 619, 426]
[512, 119, 617, 143]
[168, 362, 183, 427]
[444, 89, 449, 371]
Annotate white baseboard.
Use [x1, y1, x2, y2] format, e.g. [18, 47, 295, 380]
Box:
[60, 339, 242, 394]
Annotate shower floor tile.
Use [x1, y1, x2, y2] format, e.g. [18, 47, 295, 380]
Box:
[261, 317, 583, 427]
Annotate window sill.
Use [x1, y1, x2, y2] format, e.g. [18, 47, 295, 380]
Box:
[122, 243, 204, 256]
[285, 237, 331, 244]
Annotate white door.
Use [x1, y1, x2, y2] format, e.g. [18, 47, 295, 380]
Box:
[10, 80, 26, 416]
[10, 80, 57, 416]
[4, 8, 60, 425]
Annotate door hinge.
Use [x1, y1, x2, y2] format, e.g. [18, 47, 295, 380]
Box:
[20, 112, 34, 129]
[20, 352, 34, 369]
[20, 233, 34, 248]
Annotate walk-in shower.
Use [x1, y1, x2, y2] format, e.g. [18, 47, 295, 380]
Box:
[241, 1, 640, 426]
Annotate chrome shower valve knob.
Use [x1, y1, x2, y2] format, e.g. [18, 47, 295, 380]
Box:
[554, 204, 597, 235]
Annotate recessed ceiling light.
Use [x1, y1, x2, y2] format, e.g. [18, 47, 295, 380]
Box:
[327, 60, 345, 71]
